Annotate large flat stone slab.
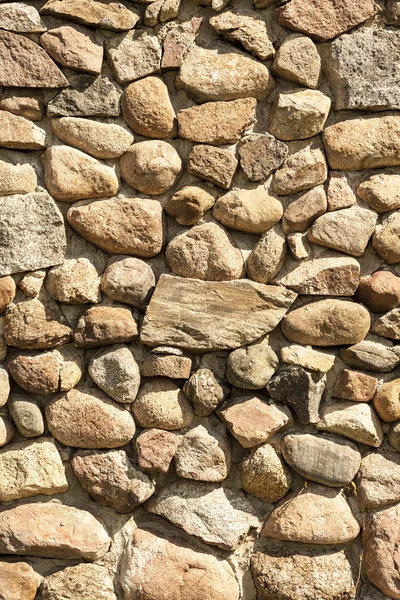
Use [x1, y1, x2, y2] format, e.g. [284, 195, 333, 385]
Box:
[140, 274, 297, 351]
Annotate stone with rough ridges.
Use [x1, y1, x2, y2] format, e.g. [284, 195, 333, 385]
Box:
[8, 394, 44, 438]
[209, 11, 274, 61]
[46, 258, 101, 305]
[165, 185, 217, 226]
[227, 337, 279, 389]
[184, 369, 229, 417]
[273, 138, 328, 195]
[269, 89, 331, 141]
[355, 271, 400, 313]
[41, 564, 116, 600]
[142, 353, 192, 379]
[248, 225, 287, 284]
[7, 352, 59, 395]
[334, 369, 377, 403]
[136, 429, 178, 474]
[0, 561, 40, 600]
[373, 211, 400, 265]
[188, 145, 237, 190]
[238, 133, 288, 181]
[73, 305, 138, 348]
[239, 443, 291, 503]
[372, 307, 400, 340]
[40, 0, 138, 31]
[47, 74, 121, 118]
[317, 400, 384, 447]
[340, 340, 400, 373]
[105, 30, 161, 85]
[88, 345, 140, 404]
[282, 185, 327, 234]
[132, 377, 194, 430]
[101, 256, 155, 310]
[281, 344, 335, 373]
[0, 110, 46, 150]
[0, 88, 44, 121]
[356, 451, 400, 509]
[358, 172, 400, 214]
[40, 24, 103, 75]
[272, 33, 321, 89]
[0, 3, 46, 33]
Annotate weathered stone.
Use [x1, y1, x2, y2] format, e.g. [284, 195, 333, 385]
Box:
[387, 0, 400, 24]
[283, 186, 327, 234]
[41, 564, 116, 600]
[282, 299, 370, 346]
[146, 480, 258, 549]
[88, 345, 140, 404]
[373, 211, 400, 264]
[0, 88, 44, 121]
[105, 30, 161, 85]
[120, 529, 239, 600]
[239, 443, 291, 503]
[18, 271, 46, 299]
[41, 24, 103, 75]
[46, 258, 100, 305]
[251, 546, 356, 600]
[317, 400, 384, 447]
[47, 74, 121, 118]
[0, 3, 46, 33]
[281, 345, 335, 373]
[0, 364, 9, 408]
[227, 338, 278, 389]
[326, 171, 356, 211]
[122, 76, 176, 139]
[175, 418, 231, 482]
[54, 345, 83, 392]
[277, 0, 377, 42]
[0, 318, 6, 364]
[120, 140, 181, 195]
[51, 117, 133, 159]
[0, 416, 14, 447]
[7, 352, 59, 395]
[72, 449, 154, 513]
[0, 277, 15, 315]
[4, 299, 71, 350]
[68, 197, 164, 257]
[356, 451, 400, 509]
[46, 386, 136, 448]
[269, 89, 330, 141]
[210, 11, 274, 60]
[262, 483, 360, 543]
[165, 185, 216, 226]
[140, 274, 297, 351]
[132, 377, 194, 430]
[8, 394, 44, 438]
[0, 110, 46, 150]
[178, 98, 256, 146]
[334, 369, 377, 403]
[238, 133, 288, 182]
[389, 421, 400, 450]
[136, 429, 178, 474]
[142, 353, 192, 379]
[272, 33, 321, 88]
[101, 256, 154, 310]
[323, 114, 400, 171]
[358, 172, 400, 215]
[40, 0, 138, 31]
[188, 145, 237, 190]
[373, 379, 400, 422]
[213, 184, 283, 234]
[248, 225, 287, 284]
[74, 306, 138, 348]
[273, 138, 328, 195]
[166, 223, 244, 281]
[0, 502, 110, 559]
[282, 432, 361, 487]
[219, 396, 291, 448]
[0, 158, 36, 195]
[0, 31, 67, 88]
[372, 307, 400, 340]
[0, 561, 40, 600]
[355, 271, 400, 313]
[340, 339, 400, 373]
[184, 369, 228, 417]
[177, 44, 274, 102]
[160, 18, 202, 69]
[0, 439, 67, 502]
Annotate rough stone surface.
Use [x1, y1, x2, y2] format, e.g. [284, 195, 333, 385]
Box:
[0, 561, 40, 600]
[372, 307, 400, 340]
[40, 0, 138, 31]
[210, 11, 274, 60]
[105, 30, 161, 84]
[227, 337, 278, 389]
[165, 185, 217, 226]
[356, 451, 400, 509]
[358, 171, 400, 213]
[238, 133, 288, 181]
[269, 89, 331, 141]
[272, 33, 321, 88]
[184, 369, 228, 417]
[333, 369, 377, 402]
[282, 185, 327, 234]
[0, 88, 44, 121]
[136, 429, 178, 474]
[88, 345, 140, 403]
[8, 394, 44, 438]
[0, 110, 46, 149]
[0, 3, 46, 33]
[132, 377, 194, 430]
[247, 225, 287, 284]
[340, 340, 400, 373]
[0, 158, 37, 196]
[355, 271, 400, 313]
[46, 258, 100, 304]
[41, 563, 116, 600]
[373, 379, 400, 422]
[188, 145, 238, 189]
[239, 443, 291, 503]
[373, 211, 400, 265]
[273, 138, 328, 195]
[47, 74, 121, 118]
[7, 352, 60, 395]
[281, 344, 335, 373]
[317, 400, 384, 447]
[142, 353, 192, 379]
[40, 24, 103, 75]
[101, 256, 155, 309]
[74, 306, 138, 348]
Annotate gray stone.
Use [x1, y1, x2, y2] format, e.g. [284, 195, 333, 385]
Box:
[101, 256, 155, 310]
[317, 400, 384, 447]
[8, 394, 44, 438]
[356, 450, 400, 508]
[226, 337, 279, 389]
[340, 339, 400, 373]
[105, 30, 161, 85]
[47, 74, 121, 118]
[88, 345, 140, 404]
[183, 369, 229, 417]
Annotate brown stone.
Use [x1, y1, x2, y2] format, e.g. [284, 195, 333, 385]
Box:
[0, 110, 46, 150]
[0, 88, 44, 121]
[372, 307, 400, 340]
[326, 171, 356, 211]
[160, 18, 202, 70]
[0, 277, 15, 315]
[273, 138, 328, 195]
[283, 185, 327, 233]
[136, 429, 178, 474]
[373, 211, 400, 265]
[238, 133, 288, 182]
[132, 377, 194, 430]
[0, 561, 40, 600]
[74, 306, 138, 349]
[269, 89, 331, 141]
[40, 24, 103, 75]
[210, 11, 274, 60]
[7, 352, 59, 395]
[373, 379, 400, 422]
[272, 33, 321, 89]
[188, 145, 238, 189]
[40, 0, 138, 31]
[355, 271, 400, 313]
[334, 369, 377, 403]
[165, 185, 217, 226]
[142, 354, 192, 379]
[100, 256, 155, 310]
[247, 225, 287, 284]
[184, 369, 229, 417]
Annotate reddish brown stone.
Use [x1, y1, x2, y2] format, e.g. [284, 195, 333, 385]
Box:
[333, 369, 377, 403]
[141, 354, 192, 379]
[355, 271, 400, 313]
[0, 277, 16, 315]
[136, 428, 179, 474]
[7, 352, 59, 395]
[74, 306, 138, 348]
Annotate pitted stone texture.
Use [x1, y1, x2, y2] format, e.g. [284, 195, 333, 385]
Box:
[269, 89, 330, 141]
[238, 133, 288, 182]
[46, 258, 100, 304]
[0, 561, 40, 600]
[136, 429, 178, 474]
[340, 340, 400, 373]
[248, 225, 287, 284]
[41, 564, 116, 600]
[373, 211, 400, 265]
[8, 394, 44, 438]
[372, 307, 400, 340]
[356, 451, 400, 509]
[132, 377, 194, 430]
[7, 352, 59, 395]
[358, 172, 400, 213]
[0, 110, 46, 149]
[165, 185, 217, 226]
[40, 0, 138, 31]
[101, 256, 155, 310]
[355, 271, 400, 313]
[188, 145, 237, 189]
[105, 30, 161, 84]
[317, 400, 384, 447]
[47, 74, 121, 118]
[40, 24, 103, 75]
[273, 138, 328, 195]
[0, 158, 37, 195]
[160, 18, 202, 69]
[184, 369, 228, 417]
[239, 443, 291, 503]
[209, 11, 274, 60]
[88, 345, 140, 404]
[142, 353, 192, 379]
[0, 3, 46, 33]
[272, 33, 321, 88]
[333, 369, 377, 403]
[227, 337, 279, 389]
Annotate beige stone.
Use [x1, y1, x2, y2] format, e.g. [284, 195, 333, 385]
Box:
[355, 271, 400, 313]
[358, 172, 400, 213]
[326, 171, 356, 211]
[142, 353, 192, 379]
[273, 138, 328, 195]
[136, 429, 178, 474]
[188, 145, 238, 189]
[120, 141, 181, 195]
[272, 33, 321, 88]
[132, 377, 194, 430]
[0, 561, 40, 600]
[0, 3, 46, 33]
[373, 379, 400, 422]
[0, 276, 15, 315]
[18, 270, 46, 299]
[41, 564, 116, 600]
[0, 88, 44, 121]
[269, 89, 331, 141]
[160, 18, 202, 69]
[184, 369, 228, 417]
[210, 11, 274, 60]
[8, 394, 44, 438]
[283, 185, 327, 233]
[226, 337, 278, 389]
[247, 225, 287, 284]
[340, 339, 400, 373]
[105, 30, 161, 85]
[165, 185, 216, 226]
[40, 0, 138, 31]
[356, 451, 400, 509]
[0, 110, 46, 150]
[0, 416, 14, 447]
[373, 211, 400, 264]
[46, 258, 100, 305]
[88, 345, 140, 404]
[74, 305, 138, 348]
[0, 159, 37, 195]
[372, 307, 400, 340]
[281, 344, 335, 373]
[334, 369, 377, 402]
[0, 365, 10, 407]
[240, 443, 291, 503]
[317, 400, 384, 447]
[101, 256, 155, 309]
[40, 24, 103, 75]
[7, 352, 59, 395]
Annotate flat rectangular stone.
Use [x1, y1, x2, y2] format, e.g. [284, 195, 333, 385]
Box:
[140, 274, 297, 351]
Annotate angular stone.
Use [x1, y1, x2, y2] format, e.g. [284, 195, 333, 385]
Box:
[140, 274, 297, 351]
[68, 197, 164, 257]
[0, 3, 46, 33]
[47, 74, 121, 118]
[106, 30, 161, 85]
[4, 299, 71, 350]
[282, 299, 371, 347]
[160, 18, 202, 69]
[283, 186, 326, 234]
[188, 145, 237, 190]
[8, 394, 44, 438]
[72, 449, 154, 513]
[323, 114, 400, 171]
[41, 564, 116, 600]
[272, 33, 321, 88]
[239, 443, 291, 503]
[132, 377, 194, 430]
[373, 211, 400, 264]
[0, 502, 110, 559]
[175, 418, 231, 482]
[219, 396, 291, 448]
[373, 379, 400, 422]
[177, 44, 274, 102]
[0, 277, 15, 315]
[281, 344, 335, 373]
[166, 223, 244, 281]
[0, 158, 36, 195]
[0, 31, 67, 88]
[120, 140, 181, 195]
[0, 439, 68, 502]
[142, 353, 192, 379]
[389, 421, 400, 450]
[227, 337, 278, 390]
[340, 339, 400, 373]
[46, 386, 136, 448]
[0, 88, 44, 121]
[88, 345, 140, 403]
[40, 0, 138, 31]
[136, 429, 178, 474]
[254, 550, 355, 600]
[0, 561, 40, 600]
[40, 24, 103, 75]
[324, 28, 400, 111]
[74, 306, 138, 348]
[0, 110, 46, 150]
[46, 258, 100, 305]
[277, 0, 377, 42]
[42, 146, 118, 202]
[317, 400, 384, 447]
[7, 352, 59, 395]
[210, 11, 274, 60]
[213, 184, 283, 234]
[184, 369, 228, 417]
[326, 171, 356, 211]
[358, 172, 400, 214]
[269, 89, 330, 141]
[262, 483, 360, 544]
[120, 529, 239, 600]
[238, 133, 288, 181]
[178, 98, 255, 146]
[146, 480, 258, 549]
[248, 225, 287, 284]
[372, 307, 400, 340]
[356, 451, 400, 509]
[101, 256, 155, 310]
[122, 76, 176, 139]
[165, 184, 216, 226]
[18, 271, 46, 299]
[273, 138, 328, 195]
[355, 271, 400, 313]
[0, 416, 14, 447]
[51, 117, 133, 159]
[334, 369, 377, 403]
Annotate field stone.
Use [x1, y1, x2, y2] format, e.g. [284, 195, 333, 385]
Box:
[71, 449, 154, 512]
[373, 211, 400, 265]
[273, 138, 328, 195]
[8, 394, 44, 438]
[334, 369, 377, 403]
[18, 271, 46, 299]
[46, 258, 100, 305]
[389, 421, 400, 450]
[262, 483, 360, 544]
[239, 443, 292, 503]
[373, 379, 400, 422]
[317, 400, 384, 447]
[358, 172, 400, 214]
[0, 502, 110, 559]
[0, 364, 9, 408]
[0, 416, 14, 447]
[272, 33, 321, 88]
[226, 337, 279, 389]
[282, 431, 361, 487]
[326, 171, 356, 211]
[356, 451, 400, 509]
[88, 345, 140, 404]
[40, 563, 116, 600]
[188, 145, 237, 189]
[105, 30, 161, 85]
[248, 225, 287, 284]
[238, 133, 288, 182]
[0, 110, 46, 150]
[0, 3, 46, 33]
[209, 11, 274, 60]
[0, 88, 44, 121]
[101, 256, 155, 310]
[47, 74, 122, 118]
[136, 429, 178, 474]
[165, 185, 217, 226]
[355, 271, 400, 313]
[282, 185, 327, 234]
[0, 159, 37, 195]
[40, 24, 103, 75]
[45, 386, 136, 448]
[159, 17, 202, 69]
[51, 117, 133, 159]
[184, 369, 229, 417]
[340, 339, 400, 373]
[0, 277, 15, 315]
[281, 344, 335, 373]
[40, 0, 138, 31]
[132, 377, 194, 430]
[387, 0, 400, 24]
[0, 561, 40, 600]
[74, 306, 138, 349]
[372, 307, 400, 340]
[7, 352, 59, 395]
[269, 89, 331, 141]
[145, 480, 258, 549]
[142, 353, 192, 379]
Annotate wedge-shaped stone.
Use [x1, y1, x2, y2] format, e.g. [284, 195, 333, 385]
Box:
[0, 502, 110, 559]
[210, 11, 274, 61]
[272, 33, 321, 89]
[140, 274, 297, 351]
[41, 564, 116, 600]
[0, 159, 36, 195]
[105, 30, 161, 84]
[373, 211, 400, 265]
[0, 438, 68, 502]
[356, 451, 400, 509]
[0, 31, 67, 87]
[273, 137, 328, 195]
[275, 256, 360, 295]
[146, 481, 258, 549]
[317, 401, 384, 447]
[40, 0, 138, 31]
[340, 339, 400, 373]
[0, 110, 46, 149]
[40, 24, 103, 75]
[0, 3, 46, 33]
[372, 307, 400, 340]
[47, 74, 121, 118]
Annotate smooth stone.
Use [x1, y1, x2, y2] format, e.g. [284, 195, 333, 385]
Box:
[0, 110, 46, 149]
[46, 258, 100, 305]
[238, 133, 288, 181]
[317, 400, 384, 447]
[282, 185, 327, 234]
[0, 3, 46, 33]
[272, 33, 321, 88]
[355, 271, 400, 313]
[141, 353, 192, 379]
[188, 145, 238, 189]
[281, 344, 335, 373]
[0, 416, 14, 447]
[184, 368, 229, 417]
[0, 159, 36, 195]
[0, 561, 40, 600]
[273, 138, 328, 195]
[88, 345, 140, 404]
[165, 184, 217, 226]
[40, 0, 138, 31]
[269, 89, 331, 141]
[373, 211, 400, 264]
[209, 11, 274, 60]
[8, 394, 44, 438]
[105, 30, 161, 85]
[0, 364, 9, 407]
[132, 377, 194, 430]
[226, 337, 279, 389]
[40, 24, 103, 75]
[373, 379, 400, 422]
[47, 74, 121, 118]
[356, 451, 400, 509]
[247, 225, 287, 284]
[7, 352, 59, 395]
[333, 369, 377, 402]
[74, 305, 138, 348]
[239, 443, 291, 503]
[41, 564, 116, 600]
[136, 429, 178, 474]
[0, 277, 15, 315]
[101, 256, 155, 310]
[340, 339, 400, 373]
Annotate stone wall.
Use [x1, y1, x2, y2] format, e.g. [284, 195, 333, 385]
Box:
[0, 0, 399, 598]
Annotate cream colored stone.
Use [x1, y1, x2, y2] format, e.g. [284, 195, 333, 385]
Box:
[358, 172, 400, 213]
[210, 11, 274, 60]
[272, 33, 321, 88]
[40, 0, 138, 31]
[317, 401, 384, 447]
[46, 258, 100, 304]
[40, 24, 103, 75]
[269, 89, 331, 141]
[0, 159, 36, 195]
[120, 141, 181, 195]
[240, 443, 291, 503]
[273, 138, 328, 195]
[0, 110, 46, 149]
[132, 377, 194, 430]
[373, 211, 400, 264]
